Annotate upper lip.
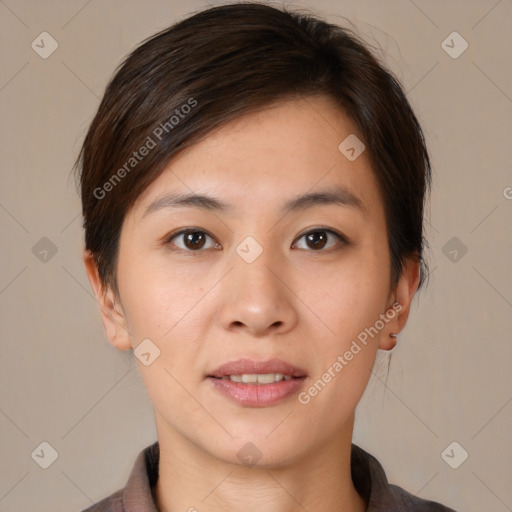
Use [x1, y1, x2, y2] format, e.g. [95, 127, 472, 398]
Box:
[208, 358, 307, 378]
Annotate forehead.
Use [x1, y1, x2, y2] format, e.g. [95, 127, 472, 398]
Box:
[131, 95, 384, 221]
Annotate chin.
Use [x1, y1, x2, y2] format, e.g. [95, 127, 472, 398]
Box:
[206, 425, 308, 469]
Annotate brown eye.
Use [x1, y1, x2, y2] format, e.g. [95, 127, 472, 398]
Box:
[293, 229, 347, 251]
[166, 229, 218, 251]
[183, 231, 207, 250]
[305, 231, 328, 250]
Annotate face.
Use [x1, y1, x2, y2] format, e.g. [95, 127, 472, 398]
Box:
[85, 94, 418, 467]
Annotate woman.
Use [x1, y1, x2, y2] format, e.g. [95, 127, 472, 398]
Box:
[75, 3, 456, 511]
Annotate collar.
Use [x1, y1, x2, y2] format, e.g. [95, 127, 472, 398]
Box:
[113, 441, 454, 511]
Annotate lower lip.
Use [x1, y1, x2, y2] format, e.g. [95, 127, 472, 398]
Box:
[207, 377, 306, 407]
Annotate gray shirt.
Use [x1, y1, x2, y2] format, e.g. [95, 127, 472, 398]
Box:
[81, 442, 457, 511]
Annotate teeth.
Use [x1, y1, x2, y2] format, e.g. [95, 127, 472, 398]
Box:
[224, 373, 293, 383]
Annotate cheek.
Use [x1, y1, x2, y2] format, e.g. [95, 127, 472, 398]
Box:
[301, 250, 389, 398]
[118, 253, 207, 341]
[308, 255, 389, 341]
[300, 293, 381, 424]
[122, 265, 206, 406]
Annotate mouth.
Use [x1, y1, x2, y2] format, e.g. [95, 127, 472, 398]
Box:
[207, 357, 308, 380]
[206, 358, 308, 407]
[209, 373, 304, 383]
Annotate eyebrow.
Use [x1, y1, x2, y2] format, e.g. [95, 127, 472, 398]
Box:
[142, 185, 366, 219]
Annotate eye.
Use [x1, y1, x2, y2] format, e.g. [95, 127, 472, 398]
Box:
[165, 229, 219, 251]
[293, 228, 348, 251]
[164, 227, 349, 253]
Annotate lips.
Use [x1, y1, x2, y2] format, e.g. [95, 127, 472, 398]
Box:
[206, 358, 308, 407]
[207, 358, 307, 379]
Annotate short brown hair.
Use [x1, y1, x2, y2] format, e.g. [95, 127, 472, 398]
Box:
[74, 2, 432, 297]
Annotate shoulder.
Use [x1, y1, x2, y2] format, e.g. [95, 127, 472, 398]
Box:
[351, 444, 458, 511]
[386, 483, 458, 511]
[78, 441, 160, 512]
[79, 489, 124, 512]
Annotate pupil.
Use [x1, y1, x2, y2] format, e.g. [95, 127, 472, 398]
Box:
[307, 231, 326, 250]
[185, 231, 205, 250]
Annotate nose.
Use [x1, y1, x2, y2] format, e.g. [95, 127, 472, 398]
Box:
[217, 244, 298, 337]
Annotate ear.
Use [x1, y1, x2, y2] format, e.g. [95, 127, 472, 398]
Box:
[82, 249, 132, 351]
[379, 256, 421, 351]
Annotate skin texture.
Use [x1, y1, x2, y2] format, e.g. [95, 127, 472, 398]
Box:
[84, 95, 420, 512]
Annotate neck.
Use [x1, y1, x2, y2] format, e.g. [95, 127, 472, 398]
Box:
[153, 414, 366, 512]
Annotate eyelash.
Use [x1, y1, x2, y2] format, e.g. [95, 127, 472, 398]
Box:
[163, 227, 349, 254]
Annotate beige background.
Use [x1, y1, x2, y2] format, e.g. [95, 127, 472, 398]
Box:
[1, 0, 511, 511]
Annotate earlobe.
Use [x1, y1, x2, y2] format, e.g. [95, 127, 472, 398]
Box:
[380, 332, 398, 351]
[378, 307, 401, 351]
[82, 249, 132, 351]
[378, 257, 421, 351]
